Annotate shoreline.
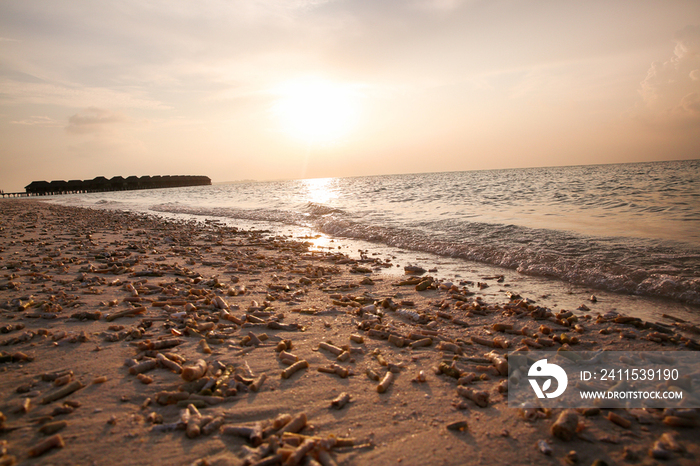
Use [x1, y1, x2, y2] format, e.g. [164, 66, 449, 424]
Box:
[1, 199, 699, 465]
[46, 172, 700, 311]
[47, 194, 700, 326]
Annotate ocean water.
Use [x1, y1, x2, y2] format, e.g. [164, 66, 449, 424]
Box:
[48, 160, 700, 313]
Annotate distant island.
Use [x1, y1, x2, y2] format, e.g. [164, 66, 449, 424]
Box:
[24, 175, 211, 196]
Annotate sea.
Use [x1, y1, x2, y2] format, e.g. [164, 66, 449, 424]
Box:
[48, 159, 700, 324]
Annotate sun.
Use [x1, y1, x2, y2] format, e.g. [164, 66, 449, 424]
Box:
[272, 78, 360, 144]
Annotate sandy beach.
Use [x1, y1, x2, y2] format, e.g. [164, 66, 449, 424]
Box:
[1, 199, 699, 466]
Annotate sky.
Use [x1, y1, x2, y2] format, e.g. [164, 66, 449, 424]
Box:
[1, 0, 699, 192]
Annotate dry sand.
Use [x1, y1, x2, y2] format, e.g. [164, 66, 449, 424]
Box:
[1, 199, 699, 466]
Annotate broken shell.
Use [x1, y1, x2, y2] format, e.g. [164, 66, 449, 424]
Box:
[246, 332, 262, 346]
[492, 336, 510, 349]
[163, 352, 186, 364]
[129, 359, 157, 375]
[15, 398, 30, 414]
[663, 415, 698, 428]
[521, 338, 542, 348]
[39, 420, 68, 435]
[181, 359, 208, 382]
[331, 392, 351, 409]
[318, 342, 343, 356]
[377, 371, 395, 393]
[366, 367, 380, 381]
[213, 296, 229, 309]
[40, 381, 84, 405]
[277, 412, 307, 434]
[28, 434, 65, 457]
[273, 413, 293, 430]
[286, 438, 316, 466]
[485, 352, 508, 376]
[222, 424, 264, 445]
[537, 439, 552, 456]
[188, 394, 224, 405]
[471, 336, 495, 347]
[409, 338, 432, 349]
[155, 391, 190, 405]
[606, 412, 631, 429]
[199, 339, 212, 354]
[281, 360, 309, 379]
[279, 351, 299, 366]
[519, 404, 540, 421]
[249, 374, 267, 392]
[551, 410, 579, 441]
[123, 358, 138, 368]
[396, 308, 423, 322]
[105, 306, 146, 322]
[438, 361, 462, 379]
[41, 369, 73, 382]
[659, 432, 684, 452]
[456, 386, 489, 407]
[388, 334, 405, 348]
[579, 407, 600, 417]
[156, 353, 183, 374]
[437, 341, 462, 354]
[565, 450, 579, 463]
[649, 431, 684, 459]
[201, 416, 225, 435]
[186, 405, 206, 439]
[649, 441, 672, 460]
[458, 373, 477, 385]
[492, 323, 512, 332]
[387, 363, 402, 374]
[446, 420, 468, 431]
[318, 364, 349, 378]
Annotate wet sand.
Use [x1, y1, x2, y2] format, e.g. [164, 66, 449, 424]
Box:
[1, 199, 699, 465]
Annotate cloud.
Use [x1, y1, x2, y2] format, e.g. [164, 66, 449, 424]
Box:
[677, 92, 700, 115]
[65, 107, 128, 134]
[0, 78, 170, 110]
[66, 135, 147, 161]
[10, 115, 62, 127]
[409, 0, 473, 12]
[674, 25, 700, 59]
[637, 25, 700, 126]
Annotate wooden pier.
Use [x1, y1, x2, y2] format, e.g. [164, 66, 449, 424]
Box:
[0, 192, 30, 198]
[6, 175, 212, 197]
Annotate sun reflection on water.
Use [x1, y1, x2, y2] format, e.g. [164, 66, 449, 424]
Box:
[301, 177, 339, 205]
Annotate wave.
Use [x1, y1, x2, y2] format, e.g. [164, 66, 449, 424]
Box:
[317, 218, 700, 305]
[150, 202, 700, 306]
[95, 199, 124, 206]
[302, 202, 348, 217]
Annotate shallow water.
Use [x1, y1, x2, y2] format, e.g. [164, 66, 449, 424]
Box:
[47, 160, 700, 322]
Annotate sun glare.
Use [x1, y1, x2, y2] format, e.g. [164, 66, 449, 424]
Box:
[272, 78, 360, 144]
[302, 177, 338, 204]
